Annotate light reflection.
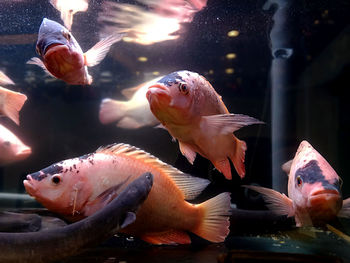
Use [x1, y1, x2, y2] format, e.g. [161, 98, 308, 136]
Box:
[226, 53, 236, 59]
[98, 0, 208, 45]
[152, 71, 160, 76]
[227, 30, 239, 37]
[50, 0, 88, 31]
[138, 57, 148, 62]
[225, 68, 234, 74]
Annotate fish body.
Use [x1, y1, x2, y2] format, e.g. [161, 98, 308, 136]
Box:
[0, 71, 15, 86]
[146, 70, 263, 180]
[0, 86, 27, 125]
[245, 140, 350, 226]
[27, 18, 122, 85]
[99, 77, 161, 129]
[23, 143, 231, 244]
[0, 124, 31, 165]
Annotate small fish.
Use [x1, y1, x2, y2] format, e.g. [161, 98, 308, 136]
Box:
[50, 0, 88, 31]
[146, 70, 263, 180]
[99, 77, 161, 129]
[24, 143, 231, 245]
[0, 124, 31, 165]
[0, 71, 15, 86]
[244, 140, 350, 227]
[27, 18, 123, 85]
[0, 86, 27, 125]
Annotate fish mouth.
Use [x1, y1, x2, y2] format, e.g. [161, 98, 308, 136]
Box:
[146, 84, 171, 105]
[45, 44, 69, 57]
[16, 147, 32, 160]
[23, 175, 36, 196]
[308, 189, 341, 208]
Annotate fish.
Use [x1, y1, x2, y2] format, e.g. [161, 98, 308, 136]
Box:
[99, 77, 161, 129]
[50, 0, 88, 31]
[27, 18, 123, 85]
[0, 86, 27, 125]
[244, 140, 350, 227]
[146, 70, 263, 180]
[23, 143, 231, 245]
[0, 70, 15, 86]
[0, 124, 31, 165]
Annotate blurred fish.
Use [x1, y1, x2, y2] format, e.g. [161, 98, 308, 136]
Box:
[98, 0, 207, 45]
[0, 70, 15, 86]
[0, 86, 27, 125]
[245, 140, 350, 227]
[27, 18, 123, 85]
[24, 143, 231, 244]
[146, 70, 263, 180]
[0, 124, 31, 165]
[99, 77, 161, 129]
[50, 0, 88, 31]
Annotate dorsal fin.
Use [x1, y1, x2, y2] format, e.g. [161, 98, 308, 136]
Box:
[96, 143, 210, 200]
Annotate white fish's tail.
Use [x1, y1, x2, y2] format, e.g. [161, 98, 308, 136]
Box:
[99, 98, 128, 125]
[192, 192, 231, 243]
[0, 87, 27, 125]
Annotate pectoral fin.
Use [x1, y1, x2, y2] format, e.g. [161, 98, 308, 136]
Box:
[179, 141, 197, 164]
[120, 212, 137, 228]
[338, 198, 350, 218]
[84, 34, 124, 67]
[26, 57, 56, 78]
[243, 185, 294, 217]
[200, 113, 264, 136]
[282, 160, 293, 175]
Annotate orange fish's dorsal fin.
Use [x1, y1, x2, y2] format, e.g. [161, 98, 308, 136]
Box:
[141, 230, 191, 245]
[96, 143, 210, 200]
[243, 185, 294, 217]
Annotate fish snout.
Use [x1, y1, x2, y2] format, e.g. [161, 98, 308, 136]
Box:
[308, 188, 342, 216]
[146, 84, 171, 106]
[16, 146, 32, 160]
[23, 175, 36, 195]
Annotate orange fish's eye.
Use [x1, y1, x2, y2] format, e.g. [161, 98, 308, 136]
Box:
[51, 175, 62, 185]
[179, 83, 189, 95]
[296, 176, 303, 187]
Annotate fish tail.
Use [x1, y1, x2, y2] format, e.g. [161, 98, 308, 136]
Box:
[1, 89, 27, 125]
[99, 98, 128, 125]
[229, 138, 247, 179]
[192, 192, 231, 243]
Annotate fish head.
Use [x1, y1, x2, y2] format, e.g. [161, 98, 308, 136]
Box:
[146, 71, 197, 124]
[288, 141, 343, 224]
[36, 18, 84, 78]
[23, 158, 92, 215]
[0, 134, 31, 165]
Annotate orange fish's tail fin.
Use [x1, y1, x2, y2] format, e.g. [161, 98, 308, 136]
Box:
[229, 138, 247, 179]
[99, 98, 128, 125]
[193, 192, 231, 243]
[0, 87, 27, 125]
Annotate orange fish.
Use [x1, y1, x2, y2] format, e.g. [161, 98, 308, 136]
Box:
[0, 71, 15, 86]
[0, 86, 27, 125]
[245, 140, 350, 226]
[24, 143, 231, 244]
[0, 124, 31, 165]
[27, 18, 122, 85]
[146, 70, 263, 180]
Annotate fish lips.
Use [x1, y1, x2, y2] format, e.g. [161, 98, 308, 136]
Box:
[23, 175, 36, 196]
[16, 147, 32, 161]
[146, 84, 171, 107]
[308, 189, 342, 212]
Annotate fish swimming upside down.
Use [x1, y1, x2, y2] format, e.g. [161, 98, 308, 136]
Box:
[245, 140, 350, 227]
[27, 18, 122, 85]
[23, 143, 231, 245]
[146, 70, 263, 180]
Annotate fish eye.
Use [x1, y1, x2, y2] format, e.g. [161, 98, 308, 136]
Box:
[51, 175, 61, 185]
[62, 30, 71, 41]
[296, 176, 303, 187]
[179, 83, 189, 95]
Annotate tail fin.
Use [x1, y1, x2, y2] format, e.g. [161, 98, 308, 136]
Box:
[192, 192, 231, 243]
[229, 138, 247, 179]
[0, 87, 27, 125]
[99, 98, 128, 124]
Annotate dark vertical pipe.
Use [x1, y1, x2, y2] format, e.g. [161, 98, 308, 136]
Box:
[264, 0, 298, 192]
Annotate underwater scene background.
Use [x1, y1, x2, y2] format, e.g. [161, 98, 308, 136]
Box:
[0, 0, 350, 262]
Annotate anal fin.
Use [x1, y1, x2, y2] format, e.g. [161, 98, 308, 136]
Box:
[141, 230, 191, 245]
[179, 141, 196, 164]
[213, 159, 232, 180]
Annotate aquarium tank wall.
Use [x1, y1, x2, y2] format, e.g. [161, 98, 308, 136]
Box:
[0, 0, 349, 262]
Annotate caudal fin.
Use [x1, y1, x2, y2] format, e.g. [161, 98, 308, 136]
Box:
[229, 138, 247, 179]
[192, 192, 231, 243]
[0, 87, 27, 125]
[99, 98, 127, 124]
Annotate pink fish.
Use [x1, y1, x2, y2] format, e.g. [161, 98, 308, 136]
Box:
[23, 143, 231, 245]
[0, 124, 31, 165]
[0, 86, 27, 125]
[146, 70, 263, 180]
[27, 18, 122, 85]
[245, 140, 350, 226]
